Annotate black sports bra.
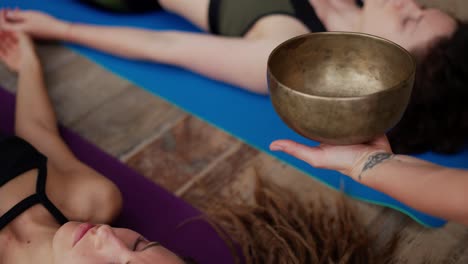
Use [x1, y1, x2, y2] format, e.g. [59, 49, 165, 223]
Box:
[0, 135, 68, 230]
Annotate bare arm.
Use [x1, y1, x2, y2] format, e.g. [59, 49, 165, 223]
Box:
[0, 30, 78, 174]
[0, 31, 122, 222]
[1, 10, 307, 94]
[356, 152, 468, 225]
[270, 137, 468, 225]
[15, 50, 73, 164]
[16, 58, 122, 222]
[65, 25, 277, 93]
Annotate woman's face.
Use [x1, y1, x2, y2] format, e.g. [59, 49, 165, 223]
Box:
[359, 0, 457, 53]
[52, 222, 185, 264]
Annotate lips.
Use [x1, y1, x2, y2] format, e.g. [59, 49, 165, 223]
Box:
[73, 223, 95, 247]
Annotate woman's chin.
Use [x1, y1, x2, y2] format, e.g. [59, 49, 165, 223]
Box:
[52, 221, 83, 253]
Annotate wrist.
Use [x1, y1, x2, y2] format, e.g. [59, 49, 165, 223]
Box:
[19, 53, 41, 72]
[56, 21, 73, 40]
[349, 150, 395, 183]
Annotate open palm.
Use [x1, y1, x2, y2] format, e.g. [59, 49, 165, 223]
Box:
[270, 135, 392, 179]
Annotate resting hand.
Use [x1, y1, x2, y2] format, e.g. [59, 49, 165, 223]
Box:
[270, 135, 392, 180]
[0, 9, 70, 39]
[0, 30, 37, 72]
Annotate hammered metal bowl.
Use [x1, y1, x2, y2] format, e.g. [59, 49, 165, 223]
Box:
[267, 32, 415, 145]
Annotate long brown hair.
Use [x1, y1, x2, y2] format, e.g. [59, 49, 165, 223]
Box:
[199, 177, 398, 264]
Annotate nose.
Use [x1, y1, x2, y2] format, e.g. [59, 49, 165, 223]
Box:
[96, 225, 112, 235]
[94, 225, 118, 248]
[95, 225, 133, 250]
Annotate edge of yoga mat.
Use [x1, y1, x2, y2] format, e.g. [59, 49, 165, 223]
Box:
[0, 87, 239, 264]
[2, 0, 467, 228]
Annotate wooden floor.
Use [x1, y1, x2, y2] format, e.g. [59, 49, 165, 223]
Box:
[0, 1, 468, 261]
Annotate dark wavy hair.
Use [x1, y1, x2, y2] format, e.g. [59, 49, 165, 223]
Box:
[388, 22, 468, 154]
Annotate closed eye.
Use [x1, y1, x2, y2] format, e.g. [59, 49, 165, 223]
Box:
[132, 236, 146, 251]
[132, 236, 161, 252]
[140, 242, 161, 251]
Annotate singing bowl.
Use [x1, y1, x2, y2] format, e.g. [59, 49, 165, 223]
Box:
[267, 32, 415, 145]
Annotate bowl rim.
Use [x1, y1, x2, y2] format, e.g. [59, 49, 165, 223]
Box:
[267, 31, 416, 100]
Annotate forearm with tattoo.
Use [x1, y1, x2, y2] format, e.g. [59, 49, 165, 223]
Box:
[358, 152, 394, 180]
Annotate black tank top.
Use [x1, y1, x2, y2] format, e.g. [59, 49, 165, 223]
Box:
[0, 136, 68, 230]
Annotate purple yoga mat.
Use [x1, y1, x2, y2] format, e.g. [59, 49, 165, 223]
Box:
[0, 87, 237, 263]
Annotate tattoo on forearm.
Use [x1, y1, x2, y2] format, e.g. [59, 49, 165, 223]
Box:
[358, 152, 394, 180]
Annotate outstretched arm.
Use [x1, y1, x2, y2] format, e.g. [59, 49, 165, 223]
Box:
[270, 136, 468, 225]
[0, 9, 294, 93]
[64, 25, 277, 93]
[0, 30, 121, 223]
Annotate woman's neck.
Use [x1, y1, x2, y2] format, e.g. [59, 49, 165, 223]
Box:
[0, 210, 60, 264]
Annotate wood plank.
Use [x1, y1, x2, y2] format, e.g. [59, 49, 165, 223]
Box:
[392, 222, 468, 263]
[445, 230, 468, 263]
[71, 86, 186, 157]
[180, 143, 259, 207]
[36, 44, 79, 74]
[452, 237, 468, 264]
[366, 208, 413, 253]
[124, 115, 240, 192]
[41, 50, 130, 126]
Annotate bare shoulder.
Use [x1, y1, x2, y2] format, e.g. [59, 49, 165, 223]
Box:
[46, 162, 123, 224]
[245, 14, 310, 40]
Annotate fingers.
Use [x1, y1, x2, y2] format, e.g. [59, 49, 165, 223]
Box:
[0, 10, 14, 30]
[0, 8, 25, 31]
[270, 140, 328, 168]
[4, 8, 26, 22]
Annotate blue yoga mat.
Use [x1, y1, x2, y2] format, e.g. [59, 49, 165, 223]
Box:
[3, 0, 467, 228]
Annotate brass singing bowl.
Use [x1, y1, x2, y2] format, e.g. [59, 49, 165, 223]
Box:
[267, 32, 415, 145]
